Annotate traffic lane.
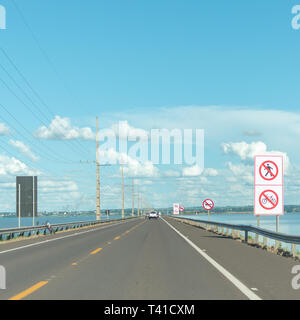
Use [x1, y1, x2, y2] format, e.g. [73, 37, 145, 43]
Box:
[0, 219, 139, 253]
[26, 217, 247, 299]
[165, 217, 300, 300]
[0, 218, 143, 300]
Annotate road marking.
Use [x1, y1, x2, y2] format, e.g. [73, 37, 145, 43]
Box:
[0, 219, 140, 256]
[90, 247, 103, 255]
[114, 236, 120, 240]
[9, 281, 48, 300]
[162, 217, 262, 300]
[72, 262, 78, 266]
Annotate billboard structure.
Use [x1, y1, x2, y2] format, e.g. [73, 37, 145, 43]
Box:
[16, 176, 38, 218]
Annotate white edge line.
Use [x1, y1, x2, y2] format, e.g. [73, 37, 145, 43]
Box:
[0, 219, 139, 255]
[162, 217, 262, 300]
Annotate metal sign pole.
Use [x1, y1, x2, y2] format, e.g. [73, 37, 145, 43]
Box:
[276, 215, 279, 232]
[32, 177, 35, 227]
[18, 184, 21, 228]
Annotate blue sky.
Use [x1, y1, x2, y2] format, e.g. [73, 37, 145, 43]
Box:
[0, 0, 300, 211]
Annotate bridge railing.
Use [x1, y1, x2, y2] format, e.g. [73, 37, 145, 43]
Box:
[171, 216, 300, 258]
[0, 216, 138, 241]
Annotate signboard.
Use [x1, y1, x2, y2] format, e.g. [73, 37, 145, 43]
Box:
[255, 156, 283, 185]
[254, 155, 283, 216]
[202, 199, 214, 211]
[173, 203, 180, 215]
[179, 205, 185, 212]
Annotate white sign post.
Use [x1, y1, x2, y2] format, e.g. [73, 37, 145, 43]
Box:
[173, 203, 180, 215]
[254, 155, 284, 232]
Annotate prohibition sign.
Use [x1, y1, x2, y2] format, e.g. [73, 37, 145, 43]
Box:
[259, 160, 279, 181]
[203, 199, 214, 211]
[179, 205, 184, 212]
[259, 190, 279, 210]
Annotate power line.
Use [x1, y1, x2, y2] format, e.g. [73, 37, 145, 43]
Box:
[0, 101, 76, 164]
[9, 2, 94, 157]
[0, 58, 91, 159]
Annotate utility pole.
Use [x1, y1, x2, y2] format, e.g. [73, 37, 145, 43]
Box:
[132, 179, 134, 216]
[141, 196, 143, 216]
[137, 194, 140, 216]
[96, 117, 101, 221]
[121, 164, 125, 219]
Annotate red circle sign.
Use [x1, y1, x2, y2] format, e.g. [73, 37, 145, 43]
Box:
[259, 190, 278, 210]
[203, 199, 214, 211]
[179, 205, 184, 212]
[259, 160, 279, 181]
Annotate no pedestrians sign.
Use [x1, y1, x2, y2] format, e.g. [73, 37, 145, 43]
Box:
[254, 155, 283, 216]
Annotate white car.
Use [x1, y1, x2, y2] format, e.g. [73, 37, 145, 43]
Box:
[148, 211, 159, 219]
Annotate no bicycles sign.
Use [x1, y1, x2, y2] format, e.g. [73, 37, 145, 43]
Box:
[203, 199, 214, 211]
[254, 155, 284, 216]
[259, 190, 279, 210]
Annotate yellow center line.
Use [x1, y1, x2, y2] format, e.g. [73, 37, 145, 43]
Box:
[114, 236, 120, 240]
[72, 262, 78, 266]
[90, 247, 103, 255]
[9, 281, 48, 300]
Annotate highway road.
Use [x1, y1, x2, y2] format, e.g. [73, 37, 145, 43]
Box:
[0, 216, 299, 300]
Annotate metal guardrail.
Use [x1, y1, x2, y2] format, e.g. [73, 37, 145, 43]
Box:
[171, 216, 300, 257]
[0, 216, 138, 241]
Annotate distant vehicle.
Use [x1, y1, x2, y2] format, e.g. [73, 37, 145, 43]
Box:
[148, 211, 159, 219]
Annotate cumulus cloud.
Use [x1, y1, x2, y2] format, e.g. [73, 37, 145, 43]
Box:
[34, 116, 94, 140]
[203, 168, 218, 177]
[9, 140, 39, 162]
[226, 162, 254, 185]
[182, 164, 203, 177]
[99, 148, 159, 178]
[111, 121, 148, 140]
[222, 141, 290, 174]
[0, 155, 40, 177]
[0, 123, 10, 136]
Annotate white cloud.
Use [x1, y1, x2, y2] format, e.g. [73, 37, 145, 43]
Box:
[111, 121, 148, 140]
[226, 162, 254, 185]
[222, 141, 290, 174]
[34, 116, 94, 140]
[0, 123, 10, 136]
[203, 168, 218, 177]
[99, 148, 159, 178]
[182, 164, 203, 177]
[9, 140, 39, 162]
[0, 155, 40, 177]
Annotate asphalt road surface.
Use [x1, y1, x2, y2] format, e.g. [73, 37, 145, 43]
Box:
[0, 216, 299, 300]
